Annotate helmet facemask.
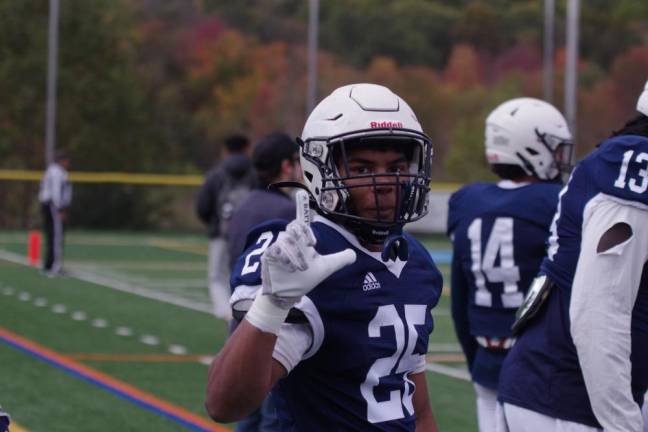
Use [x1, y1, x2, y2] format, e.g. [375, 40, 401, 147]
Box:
[300, 128, 432, 245]
[534, 129, 574, 182]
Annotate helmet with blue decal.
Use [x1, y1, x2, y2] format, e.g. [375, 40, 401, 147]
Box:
[485, 97, 573, 182]
[299, 83, 432, 249]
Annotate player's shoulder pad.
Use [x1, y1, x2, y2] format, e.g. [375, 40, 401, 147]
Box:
[231, 219, 290, 290]
[526, 181, 562, 205]
[403, 232, 444, 283]
[581, 134, 648, 205]
[447, 182, 490, 234]
[242, 219, 290, 250]
[448, 182, 491, 207]
[403, 232, 434, 263]
[591, 134, 648, 164]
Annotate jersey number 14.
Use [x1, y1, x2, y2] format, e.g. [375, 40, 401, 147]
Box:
[467, 217, 523, 308]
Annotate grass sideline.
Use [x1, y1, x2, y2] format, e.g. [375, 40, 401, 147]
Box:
[0, 230, 475, 431]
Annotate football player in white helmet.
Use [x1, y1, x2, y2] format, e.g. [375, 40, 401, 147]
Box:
[498, 82, 648, 432]
[206, 83, 443, 431]
[299, 83, 432, 259]
[485, 97, 573, 183]
[448, 97, 572, 431]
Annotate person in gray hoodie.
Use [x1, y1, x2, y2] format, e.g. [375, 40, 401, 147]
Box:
[227, 132, 301, 268]
[196, 134, 256, 320]
[226, 131, 301, 432]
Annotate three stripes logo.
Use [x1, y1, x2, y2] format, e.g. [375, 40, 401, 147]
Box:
[362, 272, 381, 291]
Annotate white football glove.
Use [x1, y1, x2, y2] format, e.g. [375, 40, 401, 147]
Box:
[245, 191, 356, 335]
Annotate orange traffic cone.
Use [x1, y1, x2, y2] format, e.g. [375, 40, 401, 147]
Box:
[28, 230, 41, 267]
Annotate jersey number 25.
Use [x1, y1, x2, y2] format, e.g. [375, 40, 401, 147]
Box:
[361, 304, 426, 423]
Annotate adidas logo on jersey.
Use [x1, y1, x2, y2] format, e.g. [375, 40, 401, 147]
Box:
[362, 272, 381, 291]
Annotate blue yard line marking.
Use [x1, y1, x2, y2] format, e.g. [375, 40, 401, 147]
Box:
[0, 331, 224, 432]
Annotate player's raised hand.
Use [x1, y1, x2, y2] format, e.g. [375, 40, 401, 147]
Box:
[261, 190, 356, 300]
[246, 190, 356, 335]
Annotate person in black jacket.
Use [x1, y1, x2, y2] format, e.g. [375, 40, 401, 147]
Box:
[196, 134, 256, 320]
[226, 131, 301, 432]
[227, 132, 301, 268]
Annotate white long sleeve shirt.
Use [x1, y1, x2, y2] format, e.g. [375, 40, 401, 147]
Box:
[38, 163, 72, 209]
[570, 195, 648, 432]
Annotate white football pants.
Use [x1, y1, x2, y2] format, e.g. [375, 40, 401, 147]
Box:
[474, 383, 498, 432]
[208, 237, 232, 320]
[643, 393, 647, 432]
[498, 403, 601, 432]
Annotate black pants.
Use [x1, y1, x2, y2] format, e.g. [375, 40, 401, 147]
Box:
[41, 203, 64, 272]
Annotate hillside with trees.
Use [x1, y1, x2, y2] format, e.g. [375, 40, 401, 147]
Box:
[1, 0, 647, 227]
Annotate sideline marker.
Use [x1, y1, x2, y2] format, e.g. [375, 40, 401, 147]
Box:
[27, 231, 41, 267]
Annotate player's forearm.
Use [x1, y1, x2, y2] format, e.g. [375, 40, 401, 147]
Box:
[412, 373, 439, 432]
[571, 252, 637, 428]
[205, 320, 278, 422]
[415, 407, 438, 432]
[572, 287, 642, 431]
[570, 199, 648, 431]
[572, 310, 642, 431]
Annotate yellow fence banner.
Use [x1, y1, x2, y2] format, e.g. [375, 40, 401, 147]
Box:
[0, 169, 460, 190]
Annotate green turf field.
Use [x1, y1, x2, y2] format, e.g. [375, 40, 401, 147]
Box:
[0, 230, 475, 431]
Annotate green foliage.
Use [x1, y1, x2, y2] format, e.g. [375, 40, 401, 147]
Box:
[2, 0, 648, 228]
[0, 0, 178, 228]
[454, 2, 505, 54]
[319, 0, 458, 68]
[0, 1, 48, 167]
[580, 3, 642, 69]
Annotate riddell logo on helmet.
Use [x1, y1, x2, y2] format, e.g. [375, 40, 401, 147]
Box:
[370, 121, 403, 129]
[487, 154, 499, 162]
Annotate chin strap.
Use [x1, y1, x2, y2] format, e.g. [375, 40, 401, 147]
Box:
[381, 226, 409, 262]
[339, 218, 409, 262]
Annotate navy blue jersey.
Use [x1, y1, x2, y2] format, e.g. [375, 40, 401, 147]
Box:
[499, 135, 648, 427]
[231, 216, 443, 431]
[227, 188, 295, 269]
[447, 182, 560, 389]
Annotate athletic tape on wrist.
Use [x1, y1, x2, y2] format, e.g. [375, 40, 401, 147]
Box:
[245, 293, 292, 335]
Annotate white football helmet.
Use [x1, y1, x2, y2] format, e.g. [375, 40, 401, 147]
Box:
[300, 83, 432, 236]
[637, 79, 648, 116]
[485, 97, 573, 181]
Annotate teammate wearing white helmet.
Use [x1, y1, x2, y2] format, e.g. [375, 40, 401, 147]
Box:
[499, 81, 648, 432]
[205, 84, 443, 431]
[484, 97, 573, 182]
[447, 97, 572, 431]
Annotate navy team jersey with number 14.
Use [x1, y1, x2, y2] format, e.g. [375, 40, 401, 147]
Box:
[447, 181, 561, 389]
[230, 215, 443, 431]
[499, 134, 648, 427]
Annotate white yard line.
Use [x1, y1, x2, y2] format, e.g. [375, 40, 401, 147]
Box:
[0, 249, 28, 266]
[70, 267, 214, 314]
[0, 249, 213, 314]
[1, 248, 466, 382]
[69, 261, 205, 271]
[425, 362, 471, 381]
